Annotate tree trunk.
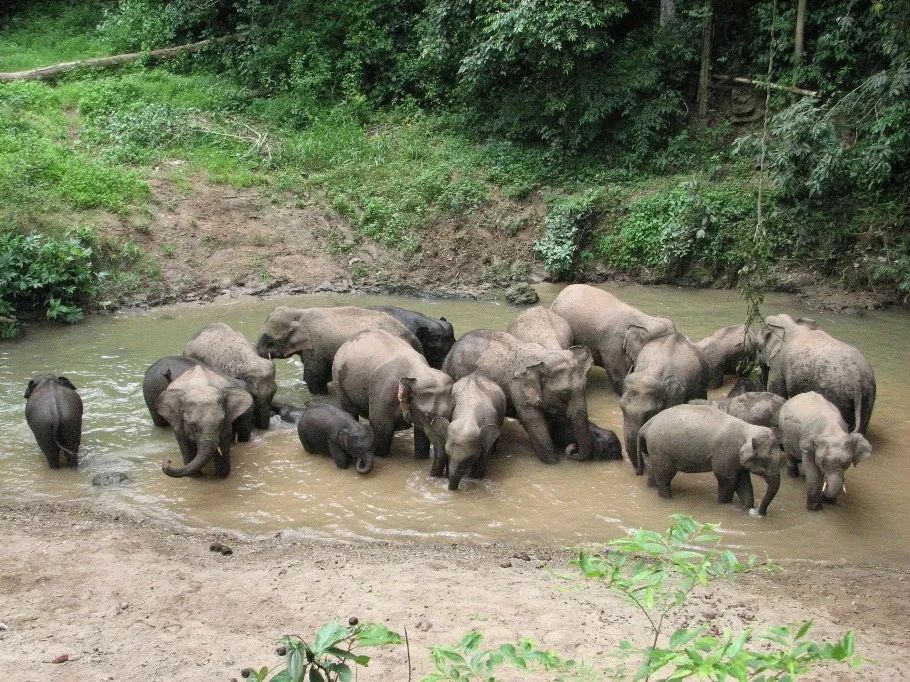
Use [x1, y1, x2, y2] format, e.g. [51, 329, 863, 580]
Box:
[660, 0, 677, 27]
[697, 0, 714, 118]
[0, 34, 241, 83]
[794, 0, 807, 63]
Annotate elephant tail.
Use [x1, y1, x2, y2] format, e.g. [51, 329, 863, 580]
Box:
[635, 429, 647, 476]
[852, 390, 863, 434]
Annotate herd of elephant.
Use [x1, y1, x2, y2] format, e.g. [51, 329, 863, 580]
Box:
[23, 284, 876, 516]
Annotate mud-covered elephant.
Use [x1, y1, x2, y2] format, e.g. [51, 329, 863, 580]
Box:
[759, 314, 875, 434]
[24, 374, 83, 469]
[442, 330, 594, 464]
[621, 333, 709, 471]
[156, 365, 253, 478]
[255, 306, 423, 394]
[506, 306, 573, 350]
[697, 324, 757, 389]
[638, 404, 782, 515]
[444, 373, 507, 490]
[184, 323, 276, 430]
[370, 305, 455, 369]
[778, 391, 872, 510]
[143, 356, 253, 442]
[332, 330, 454, 469]
[550, 284, 677, 393]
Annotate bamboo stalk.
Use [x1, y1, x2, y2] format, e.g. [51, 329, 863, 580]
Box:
[712, 73, 819, 97]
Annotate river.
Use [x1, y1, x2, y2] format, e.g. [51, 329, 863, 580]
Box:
[1, 284, 907, 565]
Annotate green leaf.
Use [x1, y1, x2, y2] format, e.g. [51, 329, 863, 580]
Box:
[356, 623, 403, 647]
[308, 669, 325, 682]
[326, 647, 370, 667]
[669, 627, 703, 648]
[312, 622, 349, 654]
[287, 648, 304, 681]
[795, 621, 813, 639]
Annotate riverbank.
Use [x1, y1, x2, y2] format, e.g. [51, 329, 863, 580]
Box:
[0, 501, 907, 681]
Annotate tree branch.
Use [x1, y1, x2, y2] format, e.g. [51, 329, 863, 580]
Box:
[0, 34, 244, 83]
[712, 73, 819, 97]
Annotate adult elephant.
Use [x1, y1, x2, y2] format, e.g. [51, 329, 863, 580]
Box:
[332, 330, 453, 469]
[143, 356, 254, 442]
[697, 324, 758, 389]
[255, 306, 422, 394]
[550, 284, 677, 393]
[621, 333, 709, 472]
[369, 305, 455, 369]
[443, 330, 594, 464]
[156, 365, 253, 478]
[759, 314, 875, 434]
[184, 323, 276, 430]
[506, 306, 573, 350]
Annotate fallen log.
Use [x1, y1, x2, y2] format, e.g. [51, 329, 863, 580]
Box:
[712, 73, 819, 97]
[0, 34, 242, 83]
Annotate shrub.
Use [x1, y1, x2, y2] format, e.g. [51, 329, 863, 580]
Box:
[535, 190, 604, 279]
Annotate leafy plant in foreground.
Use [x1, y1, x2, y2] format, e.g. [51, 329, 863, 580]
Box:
[244, 620, 401, 682]
[568, 514, 862, 680]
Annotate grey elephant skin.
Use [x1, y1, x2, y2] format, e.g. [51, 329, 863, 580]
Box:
[332, 330, 454, 470]
[369, 305, 455, 369]
[638, 404, 782, 515]
[620, 332, 709, 472]
[726, 375, 766, 398]
[697, 324, 757, 389]
[506, 306, 573, 350]
[778, 392, 871, 511]
[760, 314, 875, 434]
[24, 374, 83, 469]
[550, 284, 676, 393]
[255, 306, 423, 394]
[156, 365, 253, 478]
[184, 323, 277, 430]
[445, 373, 507, 490]
[143, 356, 254, 442]
[292, 402, 376, 474]
[442, 330, 594, 464]
[689, 392, 786, 429]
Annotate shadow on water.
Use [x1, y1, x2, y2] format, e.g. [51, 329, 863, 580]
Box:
[1, 283, 907, 565]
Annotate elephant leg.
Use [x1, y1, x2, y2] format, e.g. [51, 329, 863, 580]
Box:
[302, 354, 330, 395]
[803, 458, 824, 511]
[373, 422, 395, 458]
[655, 473, 673, 499]
[234, 414, 253, 443]
[414, 426, 432, 461]
[469, 457, 487, 479]
[34, 428, 62, 468]
[213, 450, 230, 478]
[716, 474, 736, 504]
[787, 455, 800, 478]
[516, 407, 559, 464]
[736, 469, 755, 509]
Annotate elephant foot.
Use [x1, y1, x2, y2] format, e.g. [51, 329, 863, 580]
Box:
[564, 444, 588, 461]
[656, 486, 672, 499]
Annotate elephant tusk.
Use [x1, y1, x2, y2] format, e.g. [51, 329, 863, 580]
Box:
[821, 480, 827, 493]
[842, 483, 847, 495]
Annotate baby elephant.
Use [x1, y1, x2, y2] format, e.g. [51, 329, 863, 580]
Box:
[296, 402, 376, 475]
[778, 392, 871, 511]
[689, 392, 785, 429]
[24, 374, 83, 468]
[445, 374, 508, 490]
[638, 404, 782, 515]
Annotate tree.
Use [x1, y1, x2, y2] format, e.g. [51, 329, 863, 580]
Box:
[697, 0, 714, 117]
[660, 0, 676, 27]
[794, 0, 807, 62]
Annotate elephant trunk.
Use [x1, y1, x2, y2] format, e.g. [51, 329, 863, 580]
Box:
[448, 460, 470, 490]
[162, 439, 216, 478]
[822, 472, 845, 503]
[253, 398, 272, 430]
[568, 398, 593, 461]
[622, 415, 643, 473]
[355, 450, 374, 475]
[756, 467, 780, 516]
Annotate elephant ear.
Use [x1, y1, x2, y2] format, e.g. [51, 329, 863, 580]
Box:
[479, 423, 500, 455]
[662, 374, 685, 407]
[798, 435, 816, 461]
[398, 377, 417, 420]
[739, 437, 757, 467]
[762, 323, 786, 361]
[850, 433, 872, 466]
[568, 345, 593, 375]
[622, 324, 650, 361]
[57, 376, 77, 391]
[155, 388, 184, 428]
[514, 361, 545, 407]
[430, 415, 450, 440]
[23, 379, 37, 399]
[224, 387, 253, 422]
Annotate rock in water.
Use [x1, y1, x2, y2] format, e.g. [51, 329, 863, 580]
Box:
[91, 472, 130, 487]
[505, 283, 539, 305]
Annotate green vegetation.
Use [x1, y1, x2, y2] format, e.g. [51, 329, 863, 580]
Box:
[0, 0, 907, 337]
[248, 516, 861, 681]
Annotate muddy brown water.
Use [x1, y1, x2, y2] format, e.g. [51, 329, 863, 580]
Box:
[1, 284, 907, 565]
